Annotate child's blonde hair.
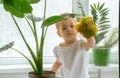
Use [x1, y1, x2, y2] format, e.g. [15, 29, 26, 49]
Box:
[55, 13, 77, 30]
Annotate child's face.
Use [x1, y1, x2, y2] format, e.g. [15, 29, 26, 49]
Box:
[57, 18, 77, 42]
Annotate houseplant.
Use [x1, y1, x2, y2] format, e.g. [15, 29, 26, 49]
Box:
[0, 0, 76, 78]
[90, 2, 119, 66]
[76, 2, 118, 66]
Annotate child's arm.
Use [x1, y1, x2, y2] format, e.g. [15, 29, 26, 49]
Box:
[83, 37, 95, 50]
[51, 59, 62, 72]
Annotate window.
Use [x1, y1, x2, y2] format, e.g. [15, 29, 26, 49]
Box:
[0, 0, 72, 57]
[0, 0, 118, 64]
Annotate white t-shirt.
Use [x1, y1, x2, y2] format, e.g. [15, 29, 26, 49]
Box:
[53, 40, 90, 78]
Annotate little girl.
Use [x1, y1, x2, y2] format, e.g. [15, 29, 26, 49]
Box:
[51, 13, 95, 78]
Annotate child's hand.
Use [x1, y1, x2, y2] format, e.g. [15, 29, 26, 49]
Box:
[75, 16, 98, 38]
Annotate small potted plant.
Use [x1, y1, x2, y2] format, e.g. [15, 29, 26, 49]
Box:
[90, 2, 119, 66]
[0, 0, 76, 78]
[76, 2, 118, 66]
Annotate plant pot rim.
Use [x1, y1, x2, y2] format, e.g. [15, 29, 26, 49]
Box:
[28, 71, 55, 75]
[28, 71, 55, 78]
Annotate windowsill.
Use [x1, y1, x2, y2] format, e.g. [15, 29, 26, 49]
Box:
[0, 64, 118, 74]
[0, 64, 52, 73]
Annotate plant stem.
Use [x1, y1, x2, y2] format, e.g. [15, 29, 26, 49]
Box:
[31, 13, 39, 54]
[37, 0, 47, 76]
[25, 17, 35, 37]
[11, 14, 38, 72]
[11, 48, 38, 73]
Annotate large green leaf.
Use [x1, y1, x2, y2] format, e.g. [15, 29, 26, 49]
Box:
[42, 13, 79, 27]
[0, 0, 40, 4]
[3, 0, 32, 18]
[0, 41, 14, 52]
[0, 0, 3, 4]
[42, 15, 65, 27]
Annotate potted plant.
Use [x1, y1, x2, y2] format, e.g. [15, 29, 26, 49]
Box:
[90, 2, 119, 66]
[0, 0, 76, 78]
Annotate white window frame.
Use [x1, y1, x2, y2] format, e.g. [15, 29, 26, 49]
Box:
[0, 0, 118, 66]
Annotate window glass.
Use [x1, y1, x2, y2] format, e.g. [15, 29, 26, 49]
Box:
[0, 0, 72, 57]
[0, 0, 118, 64]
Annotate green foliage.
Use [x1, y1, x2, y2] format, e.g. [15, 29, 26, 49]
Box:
[0, 42, 14, 52]
[90, 2, 118, 48]
[3, 0, 32, 18]
[99, 27, 119, 48]
[76, 1, 86, 21]
[0, 0, 40, 4]
[77, 2, 118, 48]
[42, 14, 78, 27]
[78, 2, 86, 16]
[0, 0, 3, 4]
[0, 0, 77, 76]
[42, 16, 65, 27]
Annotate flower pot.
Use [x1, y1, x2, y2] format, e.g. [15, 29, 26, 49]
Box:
[92, 48, 110, 66]
[28, 71, 55, 78]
